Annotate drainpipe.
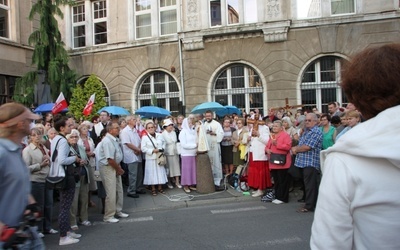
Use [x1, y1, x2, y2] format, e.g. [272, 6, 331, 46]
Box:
[178, 37, 185, 115]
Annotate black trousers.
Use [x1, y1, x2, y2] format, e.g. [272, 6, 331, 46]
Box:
[270, 169, 291, 203]
[301, 167, 320, 210]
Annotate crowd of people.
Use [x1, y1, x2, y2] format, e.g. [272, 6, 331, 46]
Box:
[1, 44, 399, 249]
[2, 98, 364, 247]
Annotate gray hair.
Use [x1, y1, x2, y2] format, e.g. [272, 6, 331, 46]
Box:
[281, 117, 293, 127]
[307, 113, 319, 121]
[66, 129, 80, 139]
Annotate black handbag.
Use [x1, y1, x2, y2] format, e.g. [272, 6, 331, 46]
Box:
[269, 153, 287, 165]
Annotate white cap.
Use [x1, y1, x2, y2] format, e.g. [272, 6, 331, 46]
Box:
[162, 118, 174, 128]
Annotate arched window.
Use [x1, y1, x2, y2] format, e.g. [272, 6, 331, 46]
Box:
[77, 76, 110, 104]
[301, 56, 348, 113]
[212, 64, 263, 112]
[137, 71, 180, 114]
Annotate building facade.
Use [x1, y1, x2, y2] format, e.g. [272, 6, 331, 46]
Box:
[0, 0, 37, 105]
[2, 1, 399, 115]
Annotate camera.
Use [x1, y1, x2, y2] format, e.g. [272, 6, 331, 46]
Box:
[158, 148, 164, 153]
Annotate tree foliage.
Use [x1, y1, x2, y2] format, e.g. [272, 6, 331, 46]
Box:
[68, 75, 107, 121]
[13, 0, 77, 105]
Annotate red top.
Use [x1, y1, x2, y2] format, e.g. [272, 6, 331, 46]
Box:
[265, 131, 292, 169]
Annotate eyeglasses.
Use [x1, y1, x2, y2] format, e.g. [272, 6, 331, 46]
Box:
[305, 119, 313, 122]
[70, 136, 79, 138]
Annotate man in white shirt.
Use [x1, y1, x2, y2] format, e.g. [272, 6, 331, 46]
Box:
[97, 122, 128, 223]
[203, 110, 224, 189]
[120, 116, 145, 198]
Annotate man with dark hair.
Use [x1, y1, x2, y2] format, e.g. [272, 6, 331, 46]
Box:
[327, 102, 341, 117]
[91, 111, 110, 145]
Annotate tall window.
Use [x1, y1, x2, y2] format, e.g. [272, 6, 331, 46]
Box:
[72, 3, 86, 48]
[93, 0, 107, 45]
[301, 56, 347, 113]
[297, 0, 321, 18]
[227, 0, 239, 25]
[160, 0, 177, 35]
[331, 0, 355, 15]
[138, 71, 180, 114]
[135, 0, 151, 38]
[0, 74, 16, 105]
[212, 64, 263, 112]
[244, 0, 257, 23]
[210, 0, 222, 26]
[210, 0, 258, 27]
[0, 0, 9, 38]
[134, 0, 178, 39]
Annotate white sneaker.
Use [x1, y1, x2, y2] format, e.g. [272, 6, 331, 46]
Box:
[167, 183, 174, 189]
[67, 231, 82, 239]
[47, 229, 58, 234]
[176, 183, 182, 189]
[116, 212, 129, 218]
[38, 232, 44, 238]
[272, 199, 285, 204]
[103, 217, 119, 223]
[252, 190, 263, 197]
[59, 236, 79, 246]
[81, 220, 92, 226]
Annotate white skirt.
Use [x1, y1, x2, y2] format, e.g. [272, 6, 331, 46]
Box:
[143, 159, 168, 185]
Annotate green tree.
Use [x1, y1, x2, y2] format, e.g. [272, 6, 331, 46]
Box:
[68, 74, 107, 121]
[13, 0, 77, 105]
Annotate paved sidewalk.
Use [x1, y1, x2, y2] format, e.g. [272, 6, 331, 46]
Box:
[86, 182, 304, 215]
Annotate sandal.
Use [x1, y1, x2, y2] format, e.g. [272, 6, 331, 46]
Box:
[151, 190, 157, 196]
[158, 189, 165, 194]
[297, 207, 311, 213]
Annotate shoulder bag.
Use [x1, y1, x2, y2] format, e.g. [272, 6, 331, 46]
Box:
[269, 153, 287, 165]
[147, 134, 166, 166]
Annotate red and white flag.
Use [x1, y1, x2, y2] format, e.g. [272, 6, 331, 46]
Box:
[83, 93, 95, 116]
[52, 92, 68, 114]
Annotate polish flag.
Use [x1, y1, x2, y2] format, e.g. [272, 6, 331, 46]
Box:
[52, 92, 68, 114]
[83, 93, 96, 116]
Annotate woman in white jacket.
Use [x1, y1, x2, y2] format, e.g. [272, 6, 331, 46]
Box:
[141, 120, 168, 196]
[311, 44, 400, 250]
[179, 116, 198, 193]
[246, 114, 271, 197]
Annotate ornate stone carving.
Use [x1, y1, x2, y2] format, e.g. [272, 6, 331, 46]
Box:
[263, 27, 289, 43]
[187, 0, 198, 29]
[267, 0, 280, 18]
